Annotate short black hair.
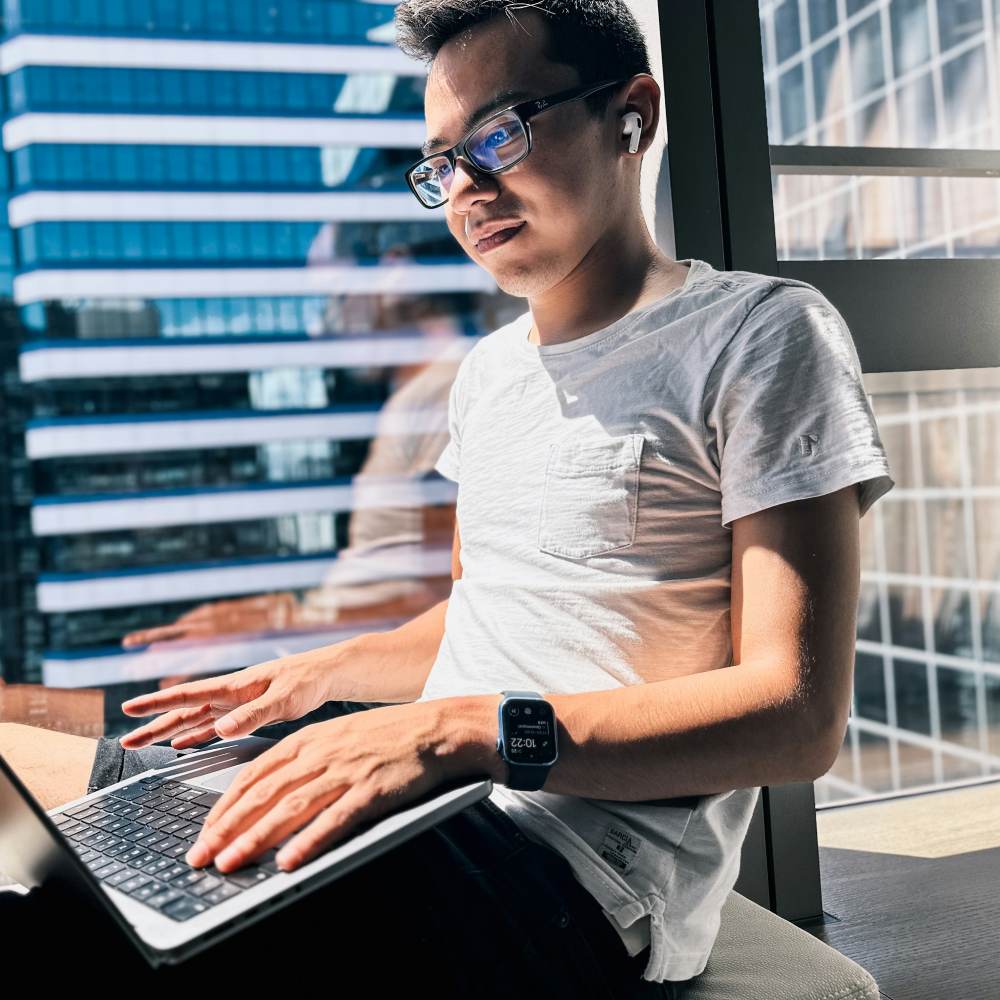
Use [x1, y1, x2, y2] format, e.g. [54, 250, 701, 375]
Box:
[393, 0, 652, 118]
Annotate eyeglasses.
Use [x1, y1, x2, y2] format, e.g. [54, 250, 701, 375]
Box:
[405, 78, 628, 209]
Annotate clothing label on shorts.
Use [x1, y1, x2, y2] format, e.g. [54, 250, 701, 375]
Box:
[599, 823, 643, 875]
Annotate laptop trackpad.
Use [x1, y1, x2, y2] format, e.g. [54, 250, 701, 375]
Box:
[141, 735, 277, 793]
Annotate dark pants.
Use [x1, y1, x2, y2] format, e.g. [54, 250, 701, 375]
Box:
[6, 702, 694, 997]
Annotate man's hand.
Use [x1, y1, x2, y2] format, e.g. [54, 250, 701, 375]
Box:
[121, 592, 300, 648]
[183, 700, 491, 873]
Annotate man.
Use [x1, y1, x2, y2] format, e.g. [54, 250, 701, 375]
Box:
[2, 0, 894, 995]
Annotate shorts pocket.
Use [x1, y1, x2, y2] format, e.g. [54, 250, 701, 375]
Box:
[538, 431, 645, 559]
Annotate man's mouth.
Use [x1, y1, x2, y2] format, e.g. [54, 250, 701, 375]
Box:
[475, 222, 526, 253]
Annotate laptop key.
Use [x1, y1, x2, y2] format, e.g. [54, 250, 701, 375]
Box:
[131, 792, 165, 807]
[145, 888, 187, 910]
[133, 880, 170, 901]
[104, 867, 142, 887]
[93, 860, 126, 880]
[188, 875, 222, 896]
[102, 841, 133, 859]
[203, 883, 242, 905]
[142, 857, 175, 875]
[63, 801, 103, 818]
[76, 808, 109, 824]
[119, 874, 154, 895]
[224, 867, 272, 889]
[162, 895, 211, 921]
[109, 784, 153, 802]
[79, 831, 113, 849]
[175, 870, 207, 889]
[148, 813, 182, 831]
[173, 804, 206, 821]
[190, 791, 223, 808]
[135, 830, 170, 848]
[161, 863, 192, 882]
[52, 813, 84, 828]
[89, 815, 123, 832]
[160, 801, 195, 818]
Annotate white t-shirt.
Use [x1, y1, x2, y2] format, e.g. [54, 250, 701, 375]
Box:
[415, 257, 895, 982]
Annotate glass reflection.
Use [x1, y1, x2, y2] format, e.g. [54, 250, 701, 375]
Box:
[761, 0, 1000, 261]
[834, 368, 1000, 803]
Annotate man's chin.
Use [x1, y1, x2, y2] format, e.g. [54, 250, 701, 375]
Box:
[488, 264, 544, 298]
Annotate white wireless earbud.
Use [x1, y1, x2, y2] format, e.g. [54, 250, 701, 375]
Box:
[621, 111, 643, 154]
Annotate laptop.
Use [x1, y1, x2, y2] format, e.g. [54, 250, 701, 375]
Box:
[0, 734, 492, 967]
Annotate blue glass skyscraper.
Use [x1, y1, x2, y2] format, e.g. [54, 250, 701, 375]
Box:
[0, 1, 502, 704]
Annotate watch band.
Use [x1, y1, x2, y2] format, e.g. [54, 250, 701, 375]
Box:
[499, 690, 555, 791]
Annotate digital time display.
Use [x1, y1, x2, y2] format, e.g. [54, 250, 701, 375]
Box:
[501, 700, 557, 764]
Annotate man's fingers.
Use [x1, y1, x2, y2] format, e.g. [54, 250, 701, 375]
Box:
[212, 697, 277, 739]
[121, 624, 184, 647]
[191, 771, 339, 871]
[275, 783, 371, 871]
[119, 704, 216, 749]
[120, 677, 229, 717]
[168, 720, 223, 749]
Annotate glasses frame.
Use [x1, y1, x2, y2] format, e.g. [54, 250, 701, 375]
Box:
[405, 77, 629, 208]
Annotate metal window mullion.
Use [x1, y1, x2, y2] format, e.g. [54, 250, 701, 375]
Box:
[984, 0, 1000, 149]
[857, 637, 1000, 682]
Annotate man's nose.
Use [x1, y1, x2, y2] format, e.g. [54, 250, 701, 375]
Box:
[449, 155, 497, 210]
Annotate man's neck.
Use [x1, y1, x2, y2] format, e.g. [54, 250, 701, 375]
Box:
[525, 234, 688, 348]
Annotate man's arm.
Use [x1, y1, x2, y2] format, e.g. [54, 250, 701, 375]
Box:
[437, 485, 861, 797]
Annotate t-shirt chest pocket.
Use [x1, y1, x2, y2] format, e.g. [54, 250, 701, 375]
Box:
[537, 431, 645, 559]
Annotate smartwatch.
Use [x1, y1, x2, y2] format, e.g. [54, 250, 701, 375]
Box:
[496, 690, 559, 791]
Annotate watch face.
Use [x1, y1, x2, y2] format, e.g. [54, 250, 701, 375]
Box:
[501, 699, 557, 764]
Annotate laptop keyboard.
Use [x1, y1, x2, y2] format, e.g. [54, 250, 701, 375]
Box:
[50, 774, 282, 922]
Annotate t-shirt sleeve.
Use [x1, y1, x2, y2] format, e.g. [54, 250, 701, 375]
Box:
[703, 280, 895, 530]
[433, 352, 467, 484]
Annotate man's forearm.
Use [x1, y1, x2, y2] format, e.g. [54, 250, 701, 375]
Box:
[318, 597, 449, 704]
[436, 657, 844, 797]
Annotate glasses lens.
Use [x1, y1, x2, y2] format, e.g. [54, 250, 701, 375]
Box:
[467, 111, 528, 171]
[409, 154, 453, 207]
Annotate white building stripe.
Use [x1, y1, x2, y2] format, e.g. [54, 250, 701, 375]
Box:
[41, 622, 392, 688]
[3, 112, 427, 151]
[0, 34, 425, 76]
[25, 405, 447, 458]
[31, 476, 458, 536]
[8, 190, 434, 226]
[37, 543, 453, 612]
[13, 263, 496, 303]
[19, 335, 476, 382]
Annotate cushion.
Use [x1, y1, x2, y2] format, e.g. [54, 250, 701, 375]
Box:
[681, 891, 879, 1000]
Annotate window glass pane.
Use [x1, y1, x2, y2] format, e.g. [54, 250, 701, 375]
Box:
[762, 0, 1000, 261]
[820, 368, 1000, 804]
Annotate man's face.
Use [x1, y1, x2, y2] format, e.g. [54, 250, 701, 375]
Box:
[422, 10, 619, 297]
